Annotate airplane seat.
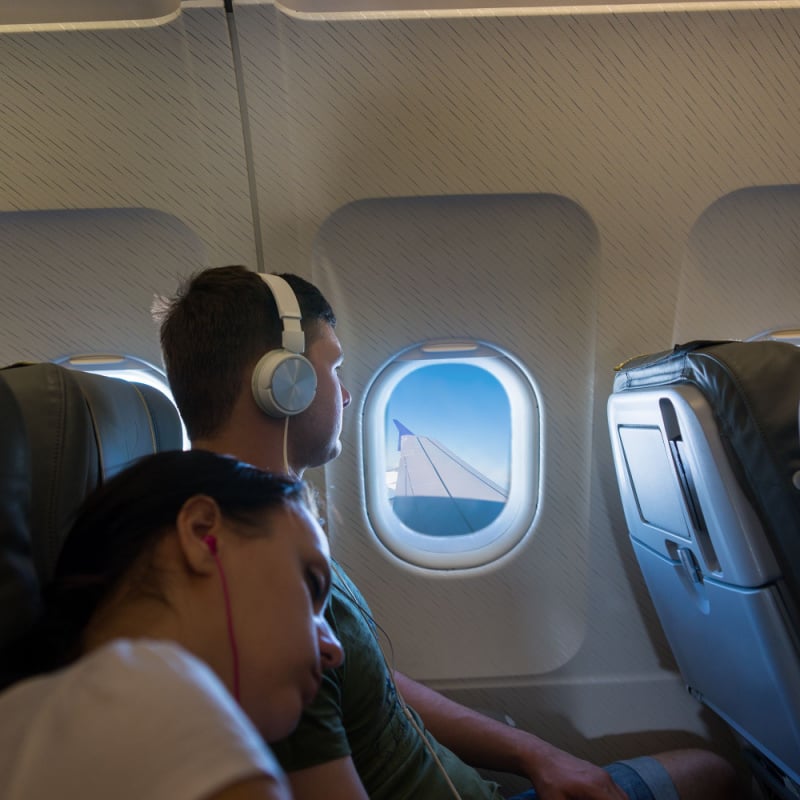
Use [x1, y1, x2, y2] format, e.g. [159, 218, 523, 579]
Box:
[607, 340, 800, 799]
[0, 362, 183, 683]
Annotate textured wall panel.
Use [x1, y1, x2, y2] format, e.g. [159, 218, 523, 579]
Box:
[0, 8, 255, 267]
[674, 185, 800, 342]
[315, 194, 599, 679]
[0, 208, 207, 366]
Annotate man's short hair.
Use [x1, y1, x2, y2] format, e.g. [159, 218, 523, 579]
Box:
[158, 266, 336, 441]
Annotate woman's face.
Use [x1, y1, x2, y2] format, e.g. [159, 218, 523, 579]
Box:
[223, 502, 343, 741]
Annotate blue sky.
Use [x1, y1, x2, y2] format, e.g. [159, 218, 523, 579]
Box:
[384, 362, 511, 488]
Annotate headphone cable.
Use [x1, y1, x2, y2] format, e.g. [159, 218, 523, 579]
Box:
[282, 415, 290, 476]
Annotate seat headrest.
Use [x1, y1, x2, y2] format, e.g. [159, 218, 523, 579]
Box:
[0, 363, 183, 654]
[611, 339, 800, 611]
[0, 376, 35, 651]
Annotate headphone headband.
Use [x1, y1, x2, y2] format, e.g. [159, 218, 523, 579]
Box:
[260, 273, 305, 354]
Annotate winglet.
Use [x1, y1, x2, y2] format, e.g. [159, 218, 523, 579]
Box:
[393, 419, 414, 450]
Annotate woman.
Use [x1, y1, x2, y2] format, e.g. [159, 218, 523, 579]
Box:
[0, 449, 343, 800]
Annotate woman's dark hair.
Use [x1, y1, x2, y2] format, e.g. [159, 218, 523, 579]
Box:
[5, 449, 305, 684]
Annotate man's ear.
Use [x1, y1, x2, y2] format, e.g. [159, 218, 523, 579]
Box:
[175, 495, 224, 575]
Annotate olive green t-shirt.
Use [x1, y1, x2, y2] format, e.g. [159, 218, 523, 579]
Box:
[271, 564, 501, 800]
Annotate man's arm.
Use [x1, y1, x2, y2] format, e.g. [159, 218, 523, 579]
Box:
[394, 671, 627, 800]
[286, 756, 370, 800]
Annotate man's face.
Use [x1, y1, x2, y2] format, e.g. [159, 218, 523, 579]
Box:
[290, 322, 351, 472]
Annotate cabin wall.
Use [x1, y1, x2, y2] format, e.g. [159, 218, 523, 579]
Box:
[0, 9, 254, 367]
[2, 0, 799, 786]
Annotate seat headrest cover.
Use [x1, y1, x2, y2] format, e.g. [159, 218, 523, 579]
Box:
[612, 339, 800, 610]
[0, 364, 98, 585]
[0, 363, 183, 658]
[0, 375, 38, 648]
[70, 372, 183, 479]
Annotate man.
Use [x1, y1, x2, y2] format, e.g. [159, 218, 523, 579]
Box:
[159, 265, 739, 800]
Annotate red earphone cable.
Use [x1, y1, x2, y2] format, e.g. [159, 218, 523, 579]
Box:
[205, 535, 241, 703]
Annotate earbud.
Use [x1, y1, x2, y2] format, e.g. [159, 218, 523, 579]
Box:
[203, 534, 218, 555]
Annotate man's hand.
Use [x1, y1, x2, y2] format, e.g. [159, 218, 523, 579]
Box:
[517, 744, 628, 800]
[395, 671, 627, 800]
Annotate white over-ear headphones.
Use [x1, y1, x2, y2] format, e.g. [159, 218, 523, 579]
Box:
[251, 274, 317, 418]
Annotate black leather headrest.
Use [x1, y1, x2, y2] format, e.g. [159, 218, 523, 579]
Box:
[0, 363, 183, 653]
[0, 376, 36, 651]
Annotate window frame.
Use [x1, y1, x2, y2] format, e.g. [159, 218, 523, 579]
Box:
[362, 339, 542, 570]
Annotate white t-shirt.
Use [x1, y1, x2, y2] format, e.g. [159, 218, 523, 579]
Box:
[0, 639, 286, 800]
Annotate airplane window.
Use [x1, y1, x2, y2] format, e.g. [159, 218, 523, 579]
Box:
[387, 363, 510, 535]
[363, 339, 540, 570]
[55, 354, 189, 449]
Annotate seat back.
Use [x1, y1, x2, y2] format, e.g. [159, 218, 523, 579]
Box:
[0, 363, 183, 666]
[607, 340, 800, 793]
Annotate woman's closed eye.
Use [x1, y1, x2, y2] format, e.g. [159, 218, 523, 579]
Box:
[306, 567, 330, 611]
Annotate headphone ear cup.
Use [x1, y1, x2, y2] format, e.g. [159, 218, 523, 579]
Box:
[252, 350, 317, 417]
